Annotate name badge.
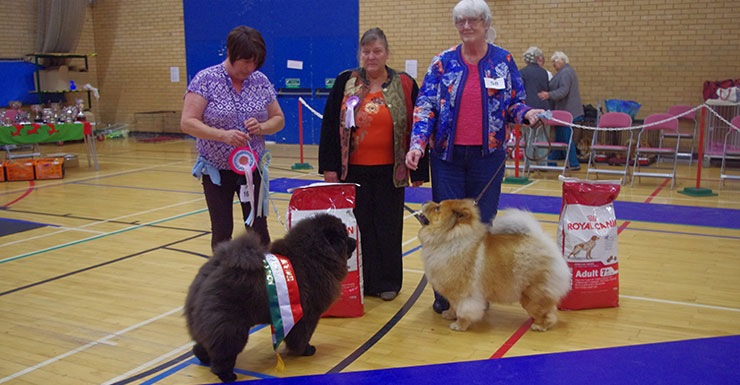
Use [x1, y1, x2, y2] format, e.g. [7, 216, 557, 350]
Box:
[484, 77, 505, 90]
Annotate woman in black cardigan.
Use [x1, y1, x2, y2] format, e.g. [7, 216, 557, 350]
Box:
[319, 28, 428, 301]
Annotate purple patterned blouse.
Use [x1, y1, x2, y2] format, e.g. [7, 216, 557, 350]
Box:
[186, 63, 277, 169]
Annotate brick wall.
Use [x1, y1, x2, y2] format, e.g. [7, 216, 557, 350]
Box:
[3, 0, 738, 126]
[361, 0, 740, 119]
[0, 0, 36, 58]
[90, 0, 186, 126]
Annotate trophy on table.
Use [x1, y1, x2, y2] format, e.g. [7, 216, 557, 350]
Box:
[50, 102, 61, 123]
[31, 104, 43, 122]
[42, 108, 54, 123]
[75, 98, 86, 121]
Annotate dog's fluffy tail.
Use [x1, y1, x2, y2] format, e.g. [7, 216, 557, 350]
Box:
[490, 209, 545, 236]
[211, 230, 266, 271]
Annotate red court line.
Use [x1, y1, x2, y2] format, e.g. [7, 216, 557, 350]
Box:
[490, 318, 533, 359]
[490, 178, 669, 359]
[2, 181, 35, 208]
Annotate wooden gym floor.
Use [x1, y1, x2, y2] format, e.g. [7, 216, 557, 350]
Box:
[1, 137, 739, 384]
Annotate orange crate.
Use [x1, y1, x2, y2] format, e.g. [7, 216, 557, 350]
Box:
[4, 160, 35, 181]
[34, 158, 65, 180]
[0, 162, 4, 182]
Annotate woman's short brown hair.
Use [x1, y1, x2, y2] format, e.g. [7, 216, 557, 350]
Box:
[227, 26, 266, 69]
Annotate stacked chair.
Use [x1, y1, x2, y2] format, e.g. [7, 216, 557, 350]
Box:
[526, 110, 574, 177]
[586, 112, 634, 184]
[719, 116, 740, 191]
[630, 113, 680, 189]
[664, 105, 698, 166]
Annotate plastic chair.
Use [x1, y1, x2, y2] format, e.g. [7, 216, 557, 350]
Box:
[719, 116, 740, 191]
[526, 110, 574, 176]
[631, 113, 680, 189]
[586, 112, 633, 184]
[664, 105, 698, 166]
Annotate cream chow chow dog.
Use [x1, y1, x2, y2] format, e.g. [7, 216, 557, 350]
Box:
[418, 199, 570, 332]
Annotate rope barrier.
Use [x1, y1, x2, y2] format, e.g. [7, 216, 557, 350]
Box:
[297, 97, 323, 119]
[544, 103, 738, 133]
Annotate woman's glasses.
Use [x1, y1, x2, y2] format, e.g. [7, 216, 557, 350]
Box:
[455, 17, 483, 28]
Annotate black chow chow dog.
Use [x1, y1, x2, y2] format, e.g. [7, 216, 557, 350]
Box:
[185, 214, 356, 383]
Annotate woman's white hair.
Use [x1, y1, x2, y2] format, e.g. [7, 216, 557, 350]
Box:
[551, 51, 569, 64]
[523, 46, 543, 64]
[452, 0, 492, 26]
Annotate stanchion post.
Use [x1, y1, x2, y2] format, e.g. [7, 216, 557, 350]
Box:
[503, 123, 531, 185]
[299, 98, 304, 163]
[291, 98, 313, 170]
[679, 105, 715, 197]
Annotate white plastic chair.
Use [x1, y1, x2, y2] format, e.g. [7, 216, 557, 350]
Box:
[586, 112, 633, 185]
[631, 113, 680, 189]
[526, 110, 574, 176]
[719, 116, 740, 191]
[664, 105, 698, 166]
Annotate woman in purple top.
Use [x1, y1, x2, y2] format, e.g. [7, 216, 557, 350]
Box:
[181, 26, 284, 250]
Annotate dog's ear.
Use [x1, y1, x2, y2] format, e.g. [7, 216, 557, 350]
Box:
[453, 207, 471, 220]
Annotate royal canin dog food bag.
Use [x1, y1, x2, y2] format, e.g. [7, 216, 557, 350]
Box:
[557, 176, 621, 310]
[287, 183, 363, 317]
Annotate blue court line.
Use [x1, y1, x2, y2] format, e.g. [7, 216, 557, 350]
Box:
[136, 326, 277, 384]
[219, 335, 740, 385]
[0, 217, 60, 228]
[271, 178, 740, 230]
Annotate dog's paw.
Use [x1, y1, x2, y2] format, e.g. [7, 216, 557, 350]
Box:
[449, 320, 469, 332]
[216, 371, 237, 383]
[441, 309, 457, 320]
[529, 323, 549, 332]
[301, 344, 316, 356]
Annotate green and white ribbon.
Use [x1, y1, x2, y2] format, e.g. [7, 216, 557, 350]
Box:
[264, 253, 303, 351]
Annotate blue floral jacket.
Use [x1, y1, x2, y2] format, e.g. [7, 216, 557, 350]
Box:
[410, 44, 531, 161]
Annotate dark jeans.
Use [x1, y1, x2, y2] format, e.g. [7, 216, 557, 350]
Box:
[344, 164, 404, 295]
[202, 168, 270, 252]
[430, 145, 506, 224]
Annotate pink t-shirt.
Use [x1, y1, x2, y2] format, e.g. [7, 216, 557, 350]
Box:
[454, 59, 483, 145]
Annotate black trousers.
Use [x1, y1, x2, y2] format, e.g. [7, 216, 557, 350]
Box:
[202, 168, 270, 251]
[344, 164, 404, 295]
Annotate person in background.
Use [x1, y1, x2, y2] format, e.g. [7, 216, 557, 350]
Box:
[181, 25, 284, 251]
[538, 51, 583, 170]
[405, 0, 544, 313]
[520, 46, 551, 162]
[319, 28, 428, 302]
[520, 47, 550, 110]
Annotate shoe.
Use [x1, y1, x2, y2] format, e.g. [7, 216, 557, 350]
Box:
[567, 165, 581, 171]
[433, 298, 450, 313]
[379, 291, 398, 301]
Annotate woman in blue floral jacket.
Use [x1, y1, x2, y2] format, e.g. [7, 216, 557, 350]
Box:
[405, 0, 544, 313]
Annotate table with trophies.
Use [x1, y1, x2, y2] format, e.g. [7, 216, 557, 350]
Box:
[0, 99, 98, 170]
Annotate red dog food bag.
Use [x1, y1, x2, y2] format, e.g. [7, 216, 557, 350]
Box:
[287, 183, 363, 317]
[557, 176, 621, 310]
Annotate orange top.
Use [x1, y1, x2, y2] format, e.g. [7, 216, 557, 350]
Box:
[349, 91, 394, 165]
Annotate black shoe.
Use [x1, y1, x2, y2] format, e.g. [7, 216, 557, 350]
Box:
[379, 291, 398, 301]
[433, 298, 450, 314]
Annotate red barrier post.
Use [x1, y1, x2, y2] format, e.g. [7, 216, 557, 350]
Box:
[291, 98, 313, 170]
[695, 106, 706, 189]
[678, 104, 715, 196]
[502, 123, 531, 185]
